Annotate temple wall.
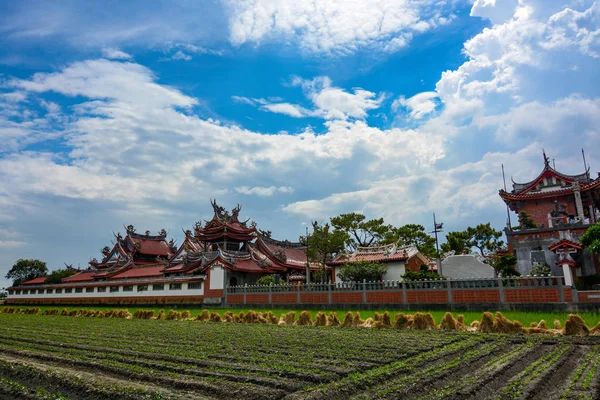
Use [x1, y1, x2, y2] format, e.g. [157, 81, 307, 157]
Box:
[382, 262, 406, 281]
[8, 282, 204, 301]
[518, 196, 577, 227]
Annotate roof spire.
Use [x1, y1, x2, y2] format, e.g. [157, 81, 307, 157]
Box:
[543, 149, 550, 167]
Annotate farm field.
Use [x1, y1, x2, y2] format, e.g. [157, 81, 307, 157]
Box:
[11, 305, 600, 327]
[1, 314, 600, 399]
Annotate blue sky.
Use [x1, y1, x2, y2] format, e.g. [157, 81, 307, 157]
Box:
[1, 0, 599, 289]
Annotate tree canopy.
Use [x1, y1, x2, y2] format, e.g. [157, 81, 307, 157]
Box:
[489, 254, 520, 277]
[306, 221, 347, 283]
[383, 224, 437, 258]
[330, 213, 390, 250]
[441, 231, 471, 254]
[442, 223, 504, 257]
[45, 268, 77, 284]
[337, 261, 387, 282]
[581, 222, 600, 254]
[5, 259, 47, 286]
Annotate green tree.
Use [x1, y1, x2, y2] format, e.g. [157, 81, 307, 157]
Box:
[306, 222, 348, 283]
[402, 269, 442, 281]
[581, 222, 600, 254]
[384, 224, 437, 258]
[489, 254, 520, 277]
[45, 268, 77, 284]
[441, 231, 471, 254]
[465, 223, 504, 257]
[337, 261, 388, 282]
[6, 259, 47, 286]
[256, 275, 275, 286]
[518, 211, 537, 229]
[330, 213, 390, 250]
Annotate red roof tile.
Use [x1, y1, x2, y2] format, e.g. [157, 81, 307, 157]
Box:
[20, 277, 47, 285]
[110, 266, 164, 279]
[128, 236, 172, 256]
[62, 271, 96, 282]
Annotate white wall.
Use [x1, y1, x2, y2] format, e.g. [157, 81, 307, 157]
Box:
[333, 261, 406, 282]
[382, 262, 406, 281]
[8, 282, 204, 300]
[209, 263, 225, 290]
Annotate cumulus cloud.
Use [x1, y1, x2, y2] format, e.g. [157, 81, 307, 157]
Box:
[233, 76, 385, 120]
[224, 0, 457, 54]
[392, 91, 438, 119]
[101, 47, 132, 60]
[235, 186, 294, 196]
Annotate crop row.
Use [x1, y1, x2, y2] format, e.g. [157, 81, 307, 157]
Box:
[3, 307, 600, 336]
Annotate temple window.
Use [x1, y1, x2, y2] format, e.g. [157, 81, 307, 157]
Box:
[86, 287, 94, 293]
[65, 288, 72, 293]
[123, 285, 133, 292]
[55, 288, 62, 294]
[153, 284, 164, 291]
[109, 286, 119, 293]
[188, 282, 202, 290]
[75, 288, 83, 293]
[97, 287, 106, 293]
[38, 289, 44, 294]
[137, 285, 148, 292]
[14, 290, 20, 295]
[169, 283, 182, 290]
[46, 289, 53, 294]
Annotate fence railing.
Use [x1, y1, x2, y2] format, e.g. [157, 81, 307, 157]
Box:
[225, 276, 570, 305]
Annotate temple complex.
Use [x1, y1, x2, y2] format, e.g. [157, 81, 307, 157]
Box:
[499, 153, 600, 284]
[7, 201, 318, 304]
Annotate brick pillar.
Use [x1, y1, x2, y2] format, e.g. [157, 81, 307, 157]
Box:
[362, 279, 367, 304]
[498, 278, 505, 303]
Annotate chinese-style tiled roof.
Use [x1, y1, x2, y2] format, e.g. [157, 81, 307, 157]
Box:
[127, 232, 172, 256]
[20, 277, 47, 285]
[194, 201, 257, 242]
[329, 244, 421, 265]
[62, 270, 96, 282]
[549, 239, 583, 252]
[110, 265, 165, 279]
[255, 236, 318, 270]
[499, 158, 600, 202]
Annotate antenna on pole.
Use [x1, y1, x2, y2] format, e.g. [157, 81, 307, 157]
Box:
[305, 225, 310, 285]
[502, 164, 512, 229]
[582, 149, 596, 223]
[431, 213, 443, 276]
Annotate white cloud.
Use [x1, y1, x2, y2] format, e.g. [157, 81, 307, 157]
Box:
[101, 47, 132, 60]
[235, 76, 385, 120]
[235, 186, 294, 196]
[224, 0, 457, 54]
[392, 91, 438, 119]
[260, 103, 310, 118]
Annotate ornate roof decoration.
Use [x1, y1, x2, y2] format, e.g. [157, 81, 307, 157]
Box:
[500, 154, 599, 202]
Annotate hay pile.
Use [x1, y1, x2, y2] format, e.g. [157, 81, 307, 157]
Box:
[564, 314, 590, 336]
[279, 312, 296, 325]
[223, 311, 234, 322]
[196, 309, 211, 321]
[314, 312, 327, 327]
[133, 310, 155, 319]
[327, 312, 340, 326]
[294, 311, 313, 326]
[351, 312, 365, 327]
[393, 313, 410, 329]
[439, 312, 462, 331]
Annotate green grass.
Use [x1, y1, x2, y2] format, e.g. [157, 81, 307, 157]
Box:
[11, 305, 600, 327]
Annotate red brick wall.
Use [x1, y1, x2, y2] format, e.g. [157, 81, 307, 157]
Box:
[518, 196, 576, 227]
[406, 291, 448, 303]
[453, 290, 500, 303]
[578, 291, 600, 303]
[504, 288, 560, 303]
[245, 294, 269, 304]
[331, 292, 362, 303]
[366, 291, 404, 303]
[300, 293, 328, 304]
[272, 293, 297, 303]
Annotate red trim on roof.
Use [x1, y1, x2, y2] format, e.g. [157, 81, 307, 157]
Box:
[548, 239, 584, 252]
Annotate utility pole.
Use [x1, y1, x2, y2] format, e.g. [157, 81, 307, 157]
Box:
[305, 226, 310, 285]
[432, 213, 443, 276]
[502, 164, 512, 229]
